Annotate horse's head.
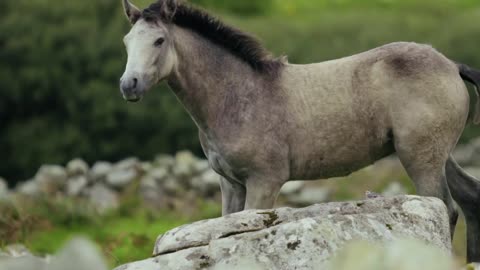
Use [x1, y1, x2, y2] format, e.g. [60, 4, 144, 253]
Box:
[120, 0, 178, 102]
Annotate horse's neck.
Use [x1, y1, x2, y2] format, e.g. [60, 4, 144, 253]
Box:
[167, 26, 266, 132]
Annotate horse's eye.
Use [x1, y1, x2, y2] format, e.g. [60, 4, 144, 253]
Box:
[154, 37, 165, 47]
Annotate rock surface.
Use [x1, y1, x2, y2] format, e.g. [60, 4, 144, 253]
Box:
[115, 195, 451, 270]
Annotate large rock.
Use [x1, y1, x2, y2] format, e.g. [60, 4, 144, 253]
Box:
[115, 196, 451, 270]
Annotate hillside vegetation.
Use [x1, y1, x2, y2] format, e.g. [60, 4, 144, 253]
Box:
[1, 0, 480, 182]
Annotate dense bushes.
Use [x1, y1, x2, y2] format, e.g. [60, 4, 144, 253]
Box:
[0, 0, 200, 182]
[1, 0, 480, 182]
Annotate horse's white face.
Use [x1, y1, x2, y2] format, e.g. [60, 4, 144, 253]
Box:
[120, 1, 177, 102]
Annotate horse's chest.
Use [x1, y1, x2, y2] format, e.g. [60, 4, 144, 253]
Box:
[200, 136, 251, 183]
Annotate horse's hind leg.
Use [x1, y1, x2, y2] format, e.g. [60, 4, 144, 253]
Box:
[394, 129, 458, 239]
[446, 156, 480, 262]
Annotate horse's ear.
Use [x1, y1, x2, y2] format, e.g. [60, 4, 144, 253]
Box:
[122, 0, 141, 25]
[160, 0, 178, 22]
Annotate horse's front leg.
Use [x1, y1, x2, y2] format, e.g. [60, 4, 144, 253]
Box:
[244, 176, 284, 210]
[220, 177, 246, 216]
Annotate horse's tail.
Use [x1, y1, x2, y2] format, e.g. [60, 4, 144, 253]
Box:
[458, 63, 480, 124]
[446, 156, 480, 262]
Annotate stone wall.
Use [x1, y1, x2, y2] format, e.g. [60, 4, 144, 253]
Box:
[1, 137, 477, 214]
[0, 151, 343, 213]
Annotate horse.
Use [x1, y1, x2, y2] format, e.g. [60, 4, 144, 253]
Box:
[119, 0, 480, 262]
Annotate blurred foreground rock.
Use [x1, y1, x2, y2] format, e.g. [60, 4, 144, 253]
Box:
[115, 196, 451, 270]
[0, 238, 107, 270]
[327, 239, 455, 270]
[467, 264, 480, 270]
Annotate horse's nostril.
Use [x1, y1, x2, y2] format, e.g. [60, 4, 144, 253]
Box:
[133, 78, 138, 88]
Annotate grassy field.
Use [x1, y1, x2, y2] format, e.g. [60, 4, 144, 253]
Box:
[0, 196, 221, 267]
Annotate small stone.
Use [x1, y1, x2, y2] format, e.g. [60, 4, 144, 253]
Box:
[192, 160, 210, 174]
[140, 176, 167, 208]
[382, 182, 407, 197]
[66, 176, 88, 197]
[140, 162, 153, 173]
[287, 186, 330, 206]
[280, 181, 304, 196]
[16, 180, 40, 196]
[154, 155, 175, 170]
[66, 159, 89, 177]
[4, 244, 32, 258]
[366, 190, 383, 199]
[34, 165, 67, 194]
[87, 184, 119, 213]
[106, 168, 137, 189]
[161, 177, 184, 196]
[173, 151, 197, 180]
[140, 176, 158, 190]
[191, 169, 220, 197]
[115, 157, 140, 170]
[149, 168, 169, 182]
[90, 161, 113, 182]
[175, 151, 197, 165]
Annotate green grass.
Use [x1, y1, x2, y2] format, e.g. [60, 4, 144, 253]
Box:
[0, 196, 221, 267]
[27, 211, 187, 265]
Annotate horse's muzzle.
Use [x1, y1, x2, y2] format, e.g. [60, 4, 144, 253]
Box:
[120, 77, 144, 102]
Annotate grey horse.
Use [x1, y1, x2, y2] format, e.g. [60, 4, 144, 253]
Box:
[120, 0, 480, 262]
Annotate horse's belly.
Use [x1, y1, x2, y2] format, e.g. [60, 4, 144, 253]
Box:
[289, 131, 394, 180]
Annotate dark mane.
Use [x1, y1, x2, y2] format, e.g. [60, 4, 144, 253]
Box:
[142, 0, 285, 75]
